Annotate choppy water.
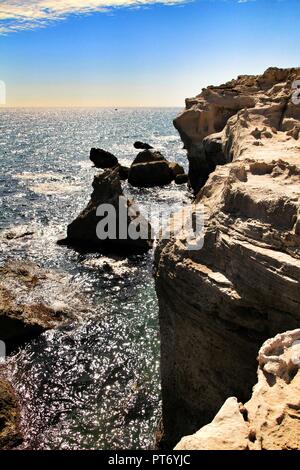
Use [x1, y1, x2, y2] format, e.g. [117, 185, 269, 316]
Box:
[0, 108, 189, 449]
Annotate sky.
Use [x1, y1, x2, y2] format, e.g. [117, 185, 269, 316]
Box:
[0, 0, 299, 107]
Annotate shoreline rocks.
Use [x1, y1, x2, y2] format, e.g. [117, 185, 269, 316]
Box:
[155, 67, 300, 448]
[60, 167, 153, 253]
[90, 148, 118, 169]
[134, 141, 154, 150]
[0, 377, 23, 450]
[0, 260, 85, 352]
[175, 329, 300, 450]
[128, 149, 185, 188]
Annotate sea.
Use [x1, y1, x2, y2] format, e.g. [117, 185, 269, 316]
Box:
[0, 107, 189, 450]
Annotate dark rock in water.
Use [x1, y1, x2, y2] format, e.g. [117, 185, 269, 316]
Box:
[168, 162, 185, 179]
[62, 167, 153, 253]
[175, 173, 189, 185]
[90, 148, 118, 169]
[128, 160, 174, 188]
[0, 378, 23, 449]
[133, 141, 153, 150]
[132, 149, 166, 165]
[0, 260, 83, 352]
[129, 150, 184, 187]
[118, 165, 130, 181]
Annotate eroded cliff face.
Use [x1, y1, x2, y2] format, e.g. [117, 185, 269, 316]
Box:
[175, 330, 300, 450]
[155, 67, 300, 447]
[174, 67, 300, 193]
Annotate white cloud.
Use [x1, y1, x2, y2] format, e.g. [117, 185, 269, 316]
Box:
[0, 0, 187, 34]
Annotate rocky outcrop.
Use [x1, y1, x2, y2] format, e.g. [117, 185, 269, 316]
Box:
[155, 67, 300, 447]
[0, 377, 22, 449]
[0, 260, 85, 352]
[174, 67, 300, 193]
[62, 167, 153, 252]
[175, 330, 300, 450]
[128, 149, 184, 188]
[175, 173, 188, 185]
[90, 148, 118, 169]
[129, 160, 174, 188]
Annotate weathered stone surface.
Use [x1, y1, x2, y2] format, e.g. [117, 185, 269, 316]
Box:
[0, 260, 84, 351]
[175, 397, 249, 450]
[175, 173, 189, 185]
[118, 165, 130, 181]
[174, 67, 300, 193]
[90, 148, 118, 169]
[128, 160, 174, 188]
[133, 141, 154, 150]
[155, 67, 300, 447]
[175, 330, 300, 450]
[132, 149, 166, 165]
[168, 162, 185, 178]
[0, 377, 23, 449]
[63, 167, 153, 252]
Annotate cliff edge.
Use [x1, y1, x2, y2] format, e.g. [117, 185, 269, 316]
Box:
[155, 67, 300, 447]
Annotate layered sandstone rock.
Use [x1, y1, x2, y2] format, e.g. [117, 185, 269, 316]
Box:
[174, 67, 300, 193]
[175, 330, 300, 450]
[155, 67, 300, 447]
[0, 377, 23, 449]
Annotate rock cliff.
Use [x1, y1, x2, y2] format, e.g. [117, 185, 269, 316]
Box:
[155, 67, 300, 447]
[174, 67, 300, 193]
[175, 329, 300, 450]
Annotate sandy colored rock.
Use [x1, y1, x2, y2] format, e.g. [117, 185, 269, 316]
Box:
[0, 259, 85, 351]
[155, 67, 300, 447]
[175, 330, 300, 450]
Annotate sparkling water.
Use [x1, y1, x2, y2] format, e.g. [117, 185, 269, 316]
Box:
[0, 107, 188, 450]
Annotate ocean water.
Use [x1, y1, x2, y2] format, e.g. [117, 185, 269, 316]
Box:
[0, 108, 189, 450]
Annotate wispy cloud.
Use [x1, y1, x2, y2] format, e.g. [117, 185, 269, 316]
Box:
[0, 0, 187, 34]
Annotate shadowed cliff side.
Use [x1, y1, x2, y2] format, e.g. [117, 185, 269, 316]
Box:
[155, 67, 300, 448]
[175, 330, 300, 450]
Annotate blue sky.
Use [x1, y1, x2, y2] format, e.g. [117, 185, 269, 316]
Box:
[0, 0, 299, 106]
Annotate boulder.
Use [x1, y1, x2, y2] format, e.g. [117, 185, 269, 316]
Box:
[128, 160, 174, 188]
[175, 173, 188, 185]
[0, 377, 22, 449]
[175, 330, 300, 450]
[132, 149, 166, 165]
[62, 167, 153, 252]
[168, 162, 185, 178]
[155, 67, 300, 447]
[133, 141, 153, 150]
[118, 165, 130, 181]
[174, 67, 300, 193]
[90, 148, 118, 169]
[0, 260, 85, 351]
